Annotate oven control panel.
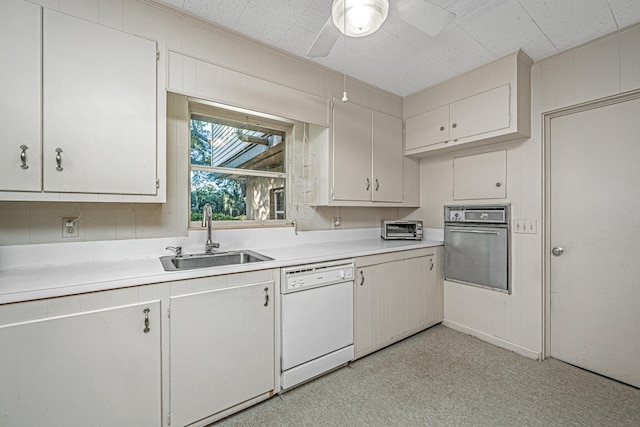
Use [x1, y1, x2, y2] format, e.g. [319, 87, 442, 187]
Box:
[444, 205, 509, 224]
[447, 208, 464, 222]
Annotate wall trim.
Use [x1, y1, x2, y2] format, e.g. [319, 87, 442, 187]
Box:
[442, 320, 541, 360]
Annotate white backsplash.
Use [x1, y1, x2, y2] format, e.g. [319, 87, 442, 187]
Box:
[0, 227, 443, 270]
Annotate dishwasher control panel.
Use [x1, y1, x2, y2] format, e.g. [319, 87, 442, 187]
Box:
[281, 261, 354, 293]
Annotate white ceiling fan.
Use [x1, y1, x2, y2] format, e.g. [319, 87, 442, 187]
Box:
[307, 0, 456, 57]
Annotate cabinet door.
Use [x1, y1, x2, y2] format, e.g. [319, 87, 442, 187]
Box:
[355, 253, 439, 359]
[449, 84, 511, 141]
[405, 105, 449, 151]
[406, 255, 437, 330]
[354, 265, 381, 358]
[372, 111, 403, 202]
[0, 301, 162, 426]
[170, 281, 275, 427]
[0, 0, 41, 191]
[332, 101, 372, 201]
[42, 10, 157, 195]
[453, 150, 507, 200]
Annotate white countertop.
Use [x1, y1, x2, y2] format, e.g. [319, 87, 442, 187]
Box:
[0, 228, 443, 305]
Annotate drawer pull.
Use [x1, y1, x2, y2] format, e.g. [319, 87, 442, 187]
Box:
[143, 308, 150, 333]
[55, 148, 64, 172]
[20, 145, 29, 169]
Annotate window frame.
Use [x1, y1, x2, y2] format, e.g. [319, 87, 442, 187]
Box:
[188, 98, 293, 230]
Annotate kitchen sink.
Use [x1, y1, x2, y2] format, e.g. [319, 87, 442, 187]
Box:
[160, 250, 274, 271]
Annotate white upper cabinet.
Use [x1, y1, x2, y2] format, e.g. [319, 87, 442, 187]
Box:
[0, 0, 41, 192]
[405, 104, 449, 151]
[43, 9, 157, 196]
[0, 2, 162, 202]
[372, 111, 404, 202]
[317, 100, 408, 206]
[453, 150, 507, 200]
[332, 100, 373, 202]
[449, 84, 511, 141]
[404, 50, 531, 156]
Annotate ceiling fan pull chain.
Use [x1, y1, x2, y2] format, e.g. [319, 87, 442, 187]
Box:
[342, 0, 348, 102]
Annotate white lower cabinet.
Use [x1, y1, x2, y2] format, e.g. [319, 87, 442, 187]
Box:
[354, 248, 444, 359]
[0, 295, 162, 426]
[169, 274, 276, 427]
[0, 250, 444, 425]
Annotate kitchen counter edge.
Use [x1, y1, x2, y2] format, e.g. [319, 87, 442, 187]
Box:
[0, 239, 443, 305]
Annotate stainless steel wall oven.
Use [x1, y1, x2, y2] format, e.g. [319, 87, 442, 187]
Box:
[444, 204, 510, 293]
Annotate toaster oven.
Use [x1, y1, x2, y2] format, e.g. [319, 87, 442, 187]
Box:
[381, 220, 423, 240]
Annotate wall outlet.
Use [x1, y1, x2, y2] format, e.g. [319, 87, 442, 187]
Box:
[62, 217, 80, 238]
[513, 219, 537, 234]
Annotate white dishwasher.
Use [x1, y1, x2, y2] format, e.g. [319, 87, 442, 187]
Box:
[280, 260, 354, 391]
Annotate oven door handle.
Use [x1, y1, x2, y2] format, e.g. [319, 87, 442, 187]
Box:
[448, 229, 500, 235]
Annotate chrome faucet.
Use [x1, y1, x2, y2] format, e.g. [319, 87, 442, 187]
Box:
[201, 203, 219, 254]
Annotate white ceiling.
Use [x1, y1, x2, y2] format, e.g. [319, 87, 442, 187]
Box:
[156, 0, 640, 97]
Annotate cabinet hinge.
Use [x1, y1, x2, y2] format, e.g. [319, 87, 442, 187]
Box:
[167, 305, 171, 318]
[167, 412, 171, 425]
[156, 179, 160, 189]
[157, 50, 160, 61]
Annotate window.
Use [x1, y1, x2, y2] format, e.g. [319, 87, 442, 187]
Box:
[189, 102, 288, 226]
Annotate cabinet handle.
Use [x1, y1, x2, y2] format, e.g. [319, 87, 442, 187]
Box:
[375, 179, 379, 191]
[360, 271, 365, 286]
[451, 123, 457, 129]
[264, 287, 269, 307]
[19, 145, 29, 169]
[366, 178, 371, 191]
[55, 148, 64, 172]
[429, 259, 434, 271]
[143, 308, 150, 333]
[439, 126, 445, 131]
[496, 182, 502, 187]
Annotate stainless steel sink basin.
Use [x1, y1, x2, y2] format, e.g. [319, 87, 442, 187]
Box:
[159, 250, 274, 271]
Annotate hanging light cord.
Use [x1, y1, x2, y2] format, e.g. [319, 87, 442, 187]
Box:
[342, 0, 348, 102]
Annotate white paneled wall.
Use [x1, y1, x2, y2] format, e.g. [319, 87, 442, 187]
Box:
[0, 0, 405, 246]
[419, 23, 640, 358]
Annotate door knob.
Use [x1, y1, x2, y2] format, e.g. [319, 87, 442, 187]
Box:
[552, 247, 564, 256]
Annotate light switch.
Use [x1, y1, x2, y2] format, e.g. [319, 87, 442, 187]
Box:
[513, 219, 537, 234]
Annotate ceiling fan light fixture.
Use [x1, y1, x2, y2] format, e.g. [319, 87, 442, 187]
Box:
[332, 0, 389, 38]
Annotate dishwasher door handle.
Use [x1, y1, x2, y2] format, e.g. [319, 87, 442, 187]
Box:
[449, 229, 500, 235]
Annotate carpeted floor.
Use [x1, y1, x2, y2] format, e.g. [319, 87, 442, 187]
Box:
[213, 324, 640, 426]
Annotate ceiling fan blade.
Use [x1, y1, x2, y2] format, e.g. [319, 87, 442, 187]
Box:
[307, 17, 341, 57]
[396, 0, 456, 37]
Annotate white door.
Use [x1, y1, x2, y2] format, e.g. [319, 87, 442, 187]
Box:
[372, 111, 403, 202]
[549, 96, 640, 388]
[0, 301, 162, 426]
[449, 84, 510, 141]
[43, 9, 157, 195]
[453, 150, 507, 200]
[332, 100, 372, 201]
[405, 105, 449, 150]
[170, 281, 274, 427]
[0, 0, 42, 192]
